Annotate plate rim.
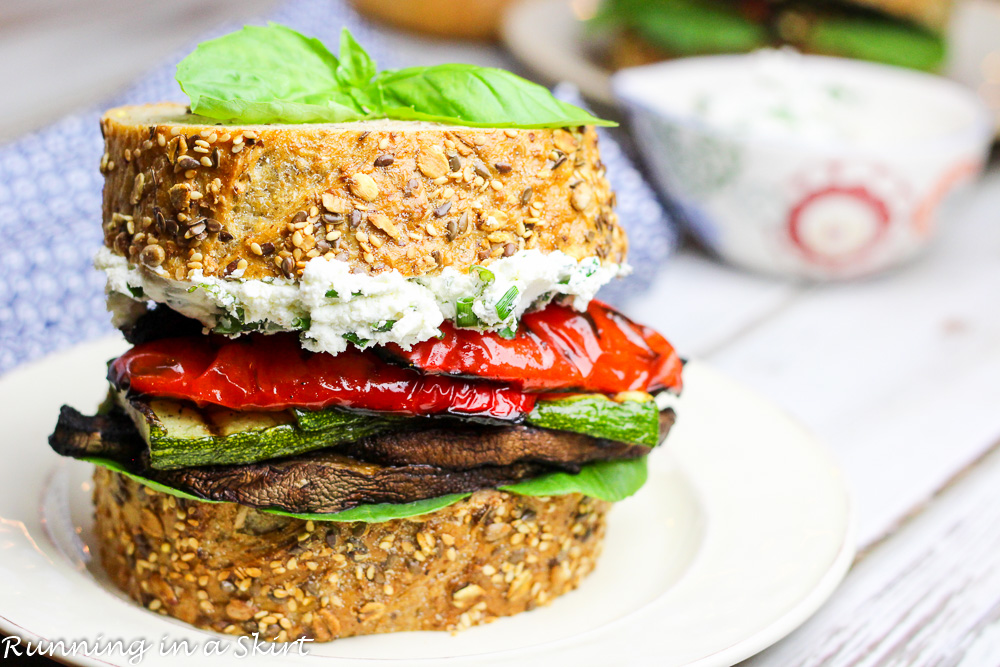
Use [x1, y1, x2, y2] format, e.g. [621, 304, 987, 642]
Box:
[659, 362, 856, 667]
[686, 478, 856, 667]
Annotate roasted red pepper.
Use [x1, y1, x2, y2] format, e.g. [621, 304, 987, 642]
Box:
[388, 300, 684, 393]
[110, 301, 682, 418]
[110, 334, 535, 420]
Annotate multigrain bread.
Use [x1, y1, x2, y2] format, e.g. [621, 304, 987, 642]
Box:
[100, 104, 625, 282]
[94, 467, 609, 640]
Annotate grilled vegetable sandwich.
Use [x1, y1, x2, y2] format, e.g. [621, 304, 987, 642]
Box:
[594, 0, 950, 72]
[49, 25, 684, 641]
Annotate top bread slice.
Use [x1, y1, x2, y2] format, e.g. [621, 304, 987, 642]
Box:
[100, 104, 626, 282]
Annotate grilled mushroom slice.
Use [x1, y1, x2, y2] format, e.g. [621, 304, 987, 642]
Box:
[339, 412, 673, 468]
[153, 453, 549, 514]
[48, 406, 668, 514]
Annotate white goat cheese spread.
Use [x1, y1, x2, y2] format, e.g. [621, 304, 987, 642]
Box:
[96, 247, 627, 355]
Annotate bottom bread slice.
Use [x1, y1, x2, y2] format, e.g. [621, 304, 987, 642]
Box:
[93, 467, 609, 641]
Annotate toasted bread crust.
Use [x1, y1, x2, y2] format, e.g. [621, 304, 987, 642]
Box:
[100, 104, 626, 282]
[94, 467, 608, 640]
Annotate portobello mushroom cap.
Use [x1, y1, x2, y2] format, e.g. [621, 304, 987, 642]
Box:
[49, 405, 146, 463]
[48, 405, 671, 514]
[338, 410, 674, 468]
[154, 453, 550, 514]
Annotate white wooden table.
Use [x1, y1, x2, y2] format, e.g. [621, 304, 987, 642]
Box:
[3, 1, 1000, 664]
[638, 170, 1000, 665]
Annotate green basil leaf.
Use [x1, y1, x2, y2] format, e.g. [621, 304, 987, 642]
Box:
[176, 24, 367, 123]
[371, 64, 615, 128]
[325, 288, 340, 298]
[335, 28, 377, 88]
[501, 456, 648, 503]
[176, 24, 615, 128]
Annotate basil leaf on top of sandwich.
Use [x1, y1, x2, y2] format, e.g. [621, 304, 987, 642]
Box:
[176, 23, 615, 127]
[49, 24, 684, 642]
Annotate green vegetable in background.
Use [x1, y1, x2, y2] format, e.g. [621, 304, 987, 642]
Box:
[806, 16, 945, 72]
[591, 0, 944, 71]
[176, 23, 614, 128]
[591, 0, 769, 55]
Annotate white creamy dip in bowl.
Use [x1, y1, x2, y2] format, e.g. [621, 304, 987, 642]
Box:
[613, 50, 994, 280]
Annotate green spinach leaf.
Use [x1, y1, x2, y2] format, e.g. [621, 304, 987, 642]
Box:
[501, 456, 648, 502]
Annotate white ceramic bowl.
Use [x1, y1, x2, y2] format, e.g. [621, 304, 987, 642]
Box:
[613, 53, 995, 280]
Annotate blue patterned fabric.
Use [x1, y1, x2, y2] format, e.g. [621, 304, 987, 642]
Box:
[0, 0, 677, 374]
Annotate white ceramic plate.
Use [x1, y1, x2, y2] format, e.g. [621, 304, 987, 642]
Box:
[502, 0, 1000, 124]
[0, 336, 853, 667]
